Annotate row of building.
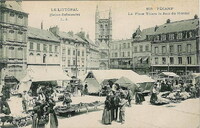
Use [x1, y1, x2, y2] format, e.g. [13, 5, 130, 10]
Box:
[0, 1, 110, 85]
[110, 16, 199, 76]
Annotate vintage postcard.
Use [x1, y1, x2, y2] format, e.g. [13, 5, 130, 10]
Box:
[0, 0, 199, 128]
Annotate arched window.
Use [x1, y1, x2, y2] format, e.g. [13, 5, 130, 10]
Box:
[29, 53, 34, 56]
[43, 54, 46, 63]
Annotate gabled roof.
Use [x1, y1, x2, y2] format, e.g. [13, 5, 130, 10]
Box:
[4, 1, 24, 13]
[155, 18, 199, 34]
[134, 27, 155, 41]
[28, 27, 60, 42]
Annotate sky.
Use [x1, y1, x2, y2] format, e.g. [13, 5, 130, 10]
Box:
[22, 0, 199, 41]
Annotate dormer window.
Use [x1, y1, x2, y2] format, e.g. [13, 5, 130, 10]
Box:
[161, 34, 166, 41]
[10, 13, 15, 17]
[18, 15, 23, 19]
[177, 32, 182, 39]
[169, 34, 174, 40]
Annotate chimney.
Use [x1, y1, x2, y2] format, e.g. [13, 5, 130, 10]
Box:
[166, 19, 170, 23]
[49, 26, 59, 35]
[154, 25, 158, 32]
[194, 14, 198, 19]
[41, 21, 43, 30]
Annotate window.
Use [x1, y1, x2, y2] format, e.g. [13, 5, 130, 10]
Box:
[55, 46, 58, 52]
[155, 57, 158, 64]
[68, 49, 71, 55]
[161, 34, 166, 41]
[187, 56, 192, 64]
[128, 43, 130, 48]
[134, 46, 137, 52]
[9, 30, 14, 33]
[30, 42, 34, 50]
[68, 60, 70, 66]
[49, 45, 52, 52]
[73, 60, 76, 65]
[73, 50, 75, 55]
[115, 53, 118, 57]
[145, 45, 149, 51]
[162, 46, 166, 53]
[162, 57, 166, 64]
[140, 45, 143, 52]
[18, 31, 23, 35]
[155, 47, 158, 54]
[177, 33, 183, 39]
[82, 51, 84, 56]
[127, 52, 130, 57]
[37, 43, 40, 51]
[43, 44, 47, 52]
[187, 44, 191, 53]
[78, 51, 80, 56]
[170, 45, 174, 53]
[178, 57, 182, 64]
[18, 15, 23, 19]
[43, 54, 46, 63]
[178, 45, 182, 53]
[169, 34, 174, 40]
[123, 43, 126, 49]
[170, 57, 174, 64]
[122, 52, 125, 57]
[154, 35, 160, 41]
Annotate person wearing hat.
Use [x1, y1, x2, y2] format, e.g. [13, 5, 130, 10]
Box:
[118, 92, 127, 124]
[102, 94, 112, 125]
[150, 84, 159, 104]
[127, 88, 133, 107]
[22, 90, 29, 113]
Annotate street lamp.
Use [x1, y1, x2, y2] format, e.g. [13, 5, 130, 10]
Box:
[75, 43, 78, 79]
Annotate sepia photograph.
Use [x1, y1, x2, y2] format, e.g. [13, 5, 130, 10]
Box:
[0, 0, 199, 128]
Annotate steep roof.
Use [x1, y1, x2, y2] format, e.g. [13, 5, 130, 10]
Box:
[4, 1, 24, 12]
[134, 27, 155, 41]
[28, 27, 59, 42]
[155, 18, 199, 34]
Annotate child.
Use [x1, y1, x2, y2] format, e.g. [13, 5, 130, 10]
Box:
[119, 92, 127, 124]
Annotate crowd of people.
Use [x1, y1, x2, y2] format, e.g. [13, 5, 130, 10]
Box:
[101, 84, 130, 125]
[150, 79, 200, 105]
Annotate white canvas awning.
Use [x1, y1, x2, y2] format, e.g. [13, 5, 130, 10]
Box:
[21, 66, 71, 82]
[85, 70, 154, 84]
[159, 72, 179, 77]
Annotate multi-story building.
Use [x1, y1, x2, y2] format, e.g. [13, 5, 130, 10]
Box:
[151, 17, 199, 75]
[95, 6, 112, 69]
[49, 26, 87, 77]
[77, 33, 100, 70]
[132, 26, 153, 74]
[27, 27, 60, 66]
[0, 1, 28, 85]
[110, 39, 133, 69]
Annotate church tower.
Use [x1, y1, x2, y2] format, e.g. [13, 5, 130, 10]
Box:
[95, 6, 112, 45]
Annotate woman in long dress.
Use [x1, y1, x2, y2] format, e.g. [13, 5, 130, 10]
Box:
[46, 97, 58, 128]
[102, 95, 112, 125]
[150, 85, 158, 104]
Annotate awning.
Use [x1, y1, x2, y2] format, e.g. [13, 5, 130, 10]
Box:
[159, 72, 179, 78]
[137, 57, 142, 61]
[142, 56, 149, 62]
[21, 66, 71, 82]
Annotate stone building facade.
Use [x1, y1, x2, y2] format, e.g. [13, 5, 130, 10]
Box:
[132, 27, 153, 74]
[151, 17, 199, 75]
[49, 26, 87, 77]
[110, 39, 133, 69]
[0, 1, 28, 85]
